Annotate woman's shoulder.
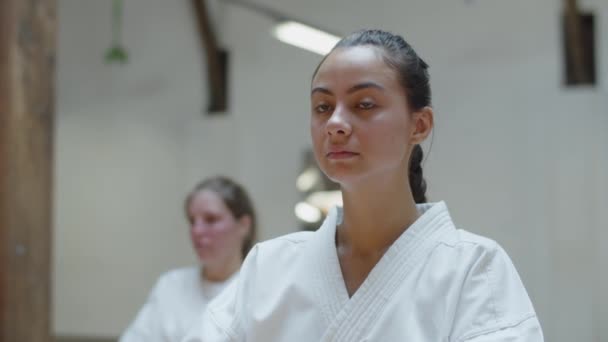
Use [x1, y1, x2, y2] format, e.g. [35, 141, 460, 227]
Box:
[251, 230, 316, 260]
[437, 226, 503, 255]
[433, 228, 523, 278]
[261, 230, 316, 246]
[433, 228, 540, 339]
[155, 266, 200, 289]
[238, 230, 318, 280]
[431, 224, 528, 288]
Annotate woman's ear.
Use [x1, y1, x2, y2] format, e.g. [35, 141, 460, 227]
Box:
[237, 215, 252, 238]
[410, 106, 434, 145]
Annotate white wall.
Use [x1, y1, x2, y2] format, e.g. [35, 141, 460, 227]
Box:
[54, 0, 216, 336]
[55, 0, 607, 340]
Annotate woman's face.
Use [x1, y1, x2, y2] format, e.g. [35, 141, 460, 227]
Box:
[310, 46, 416, 187]
[187, 190, 248, 265]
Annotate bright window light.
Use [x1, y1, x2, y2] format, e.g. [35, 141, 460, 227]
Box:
[295, 202, 322, 223]
[306, 190, 342, 213]
[272, 21, 340, 55]
[296, 167, 320, 192]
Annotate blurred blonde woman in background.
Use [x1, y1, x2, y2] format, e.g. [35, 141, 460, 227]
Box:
[120, 176, 256, 342]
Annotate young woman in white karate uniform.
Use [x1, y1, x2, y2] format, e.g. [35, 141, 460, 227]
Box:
[182, 29, 544, 342]
[120, 176, 257, 342]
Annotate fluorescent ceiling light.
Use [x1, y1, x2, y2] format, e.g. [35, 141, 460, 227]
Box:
[272, 21, 340, 55]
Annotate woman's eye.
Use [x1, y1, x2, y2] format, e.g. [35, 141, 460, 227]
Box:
[358, 101, 376, 110]
[315, 104, 331, 113]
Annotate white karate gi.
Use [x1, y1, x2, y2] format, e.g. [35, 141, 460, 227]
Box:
[182, 202, 543, 341]
[121, 266, 237, 342]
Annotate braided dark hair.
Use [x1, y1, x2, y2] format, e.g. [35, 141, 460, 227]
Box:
[185, 176, 257, 258]
[409, 145, 427, 203]
[313, 29, 431, 203]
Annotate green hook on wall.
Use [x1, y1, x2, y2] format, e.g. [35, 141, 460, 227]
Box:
[105, 0, 128, 64]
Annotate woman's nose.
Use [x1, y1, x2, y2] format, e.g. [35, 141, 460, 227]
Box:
[191, 221, 207, 233]
[326, 106, 352, 137]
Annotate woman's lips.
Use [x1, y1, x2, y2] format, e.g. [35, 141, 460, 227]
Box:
[326, 151, 359, 159]
[195, 237, 213, 247]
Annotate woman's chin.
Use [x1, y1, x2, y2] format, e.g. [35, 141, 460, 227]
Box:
[324, 170, 366, 187]
[195, 249, 215, 263]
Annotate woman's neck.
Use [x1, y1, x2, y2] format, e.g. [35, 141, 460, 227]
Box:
[201, 253, 241, 282]
[338, 174, 420, 256]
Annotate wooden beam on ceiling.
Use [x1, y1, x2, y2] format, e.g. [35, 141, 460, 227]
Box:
[192, 0, 228, 113]
[564, 0, 592, 84]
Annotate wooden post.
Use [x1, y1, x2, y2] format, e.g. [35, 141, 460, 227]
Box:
[0, 0, 56, 341]
[564, 0, 591, 84]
